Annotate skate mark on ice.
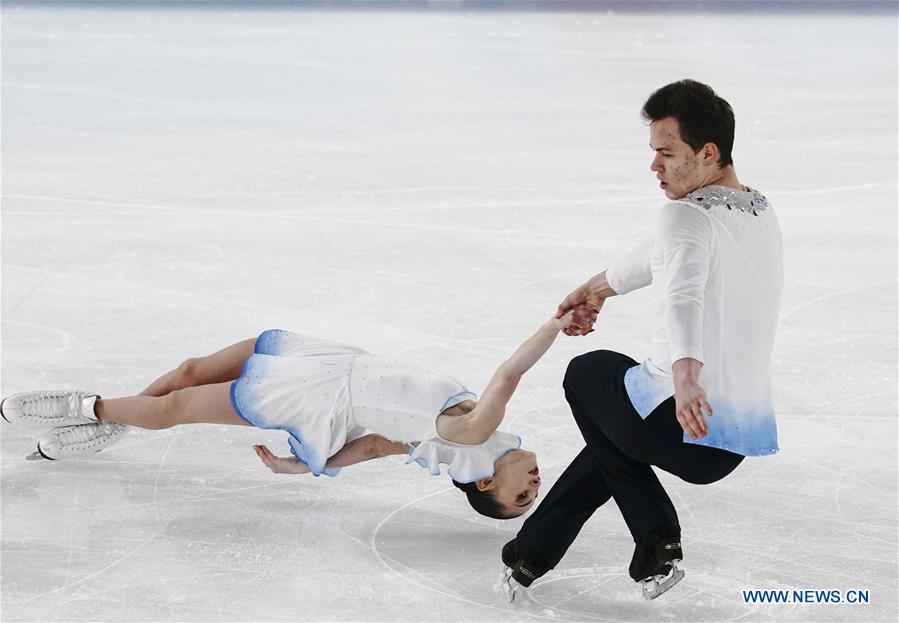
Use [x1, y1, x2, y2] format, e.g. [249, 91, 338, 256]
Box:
[63, 481, 82, 587]
[8, 501, 192, 606]
[2, 191, 658, 240]
[666, 486, 700, 537]
[536, 570, 619, 609]
[697, 532, 894, 592]
[688, 492, 896, 549]
[779, 279, 894, 322]
[2, 194, 511, 236]
[370, 488, 564, 621]
[793, 455, 896, 501]
[756, 388, 896, 418]
[3, 278, 48, 319]
[1, 319, 73, 355]
[65, 477, 300, 513]
[1, 193, 186, 212]
[505, 402, 560, 429]
[2, 184, 635, 202]
[776, 327, 896, 356]
[0, 262, 333, 328]
[513, 270, 588, 292]
[33, 571, 239, 620]
[152, 437, 176, 525]
[150, 436, 227, 622]
[767, 182, 888, 196]
[297, 194, 660, 216]
[525, 572, 626, 621]
[10, 480, 98, 512]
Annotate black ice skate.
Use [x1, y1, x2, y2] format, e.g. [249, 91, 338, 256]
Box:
[629, 537, 684, 600]
[499, 538, 551, 603]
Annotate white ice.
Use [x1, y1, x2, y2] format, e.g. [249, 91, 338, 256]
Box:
[1, 3, 896, 622]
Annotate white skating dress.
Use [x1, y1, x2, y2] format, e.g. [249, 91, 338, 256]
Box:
[230, 330, 521, 480]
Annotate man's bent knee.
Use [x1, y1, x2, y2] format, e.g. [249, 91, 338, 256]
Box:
[564, 350, 621, 389]
[678, 471, 727, 486]
[674, 454, 744, 485]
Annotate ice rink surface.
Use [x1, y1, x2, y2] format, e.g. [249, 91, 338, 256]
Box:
[1, 1, 896, 621]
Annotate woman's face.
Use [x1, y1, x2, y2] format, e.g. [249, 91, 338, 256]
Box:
[484, 449, 541, 517]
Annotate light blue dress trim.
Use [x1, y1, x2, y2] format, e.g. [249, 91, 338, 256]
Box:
[254, 328, 290, 356]
[439, 390, 478, 413]
[449, 441, 521, 483]
[406, 443, 434, 473]
[405, 433, 522, 483]
[230, 353, 340, 478]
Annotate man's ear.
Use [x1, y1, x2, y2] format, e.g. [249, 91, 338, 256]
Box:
[701, 142, 720, 166]
[476, 477, 493, 492]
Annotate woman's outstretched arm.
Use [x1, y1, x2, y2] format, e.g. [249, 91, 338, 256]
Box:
[438, 308, 594, 445]
[255, 434, 407, 475]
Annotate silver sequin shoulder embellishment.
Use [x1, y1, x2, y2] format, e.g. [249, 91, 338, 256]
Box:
[683, 185, 769, 216]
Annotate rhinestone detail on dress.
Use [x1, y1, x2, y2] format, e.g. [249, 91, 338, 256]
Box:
[683, 185, 768, 216]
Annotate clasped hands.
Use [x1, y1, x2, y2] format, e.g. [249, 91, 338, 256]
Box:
[556, 274, 711, 440]
[554, 275, 607, 336]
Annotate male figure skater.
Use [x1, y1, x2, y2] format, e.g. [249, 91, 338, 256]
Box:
[501, 79, 783, 600]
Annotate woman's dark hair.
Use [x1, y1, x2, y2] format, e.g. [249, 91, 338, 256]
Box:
[641, 79, 735, 169]
[452, 479, 511, 520]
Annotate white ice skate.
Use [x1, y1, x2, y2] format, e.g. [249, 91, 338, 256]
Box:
[29, 421, 127, 460]
[640, 561, 684, 600]
[499, 565, 526, 603]
[1, 390, 100, 429]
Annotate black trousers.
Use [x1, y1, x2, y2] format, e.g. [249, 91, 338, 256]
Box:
[517, 350, 744, 570]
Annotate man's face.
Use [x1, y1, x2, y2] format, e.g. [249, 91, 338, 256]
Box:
[649, 117, 705, 200]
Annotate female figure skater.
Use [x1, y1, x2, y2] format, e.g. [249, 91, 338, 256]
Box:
[2, 308, 595, 519]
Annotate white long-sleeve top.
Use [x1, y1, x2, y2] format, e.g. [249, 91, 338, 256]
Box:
[605, 185, 783, 456]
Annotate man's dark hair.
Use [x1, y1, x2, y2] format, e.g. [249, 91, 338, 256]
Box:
[452, 479, 512, 519]
[642, 79, 735, 168]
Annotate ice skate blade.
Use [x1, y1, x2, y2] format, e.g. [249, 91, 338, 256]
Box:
[641, 565, 684, 600]
[499, 566, 522, 603]
[26, 450, 49, 461]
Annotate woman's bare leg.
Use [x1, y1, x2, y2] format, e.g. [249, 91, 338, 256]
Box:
[97, 382, 251, 429]
[140, 339, 256, 396]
